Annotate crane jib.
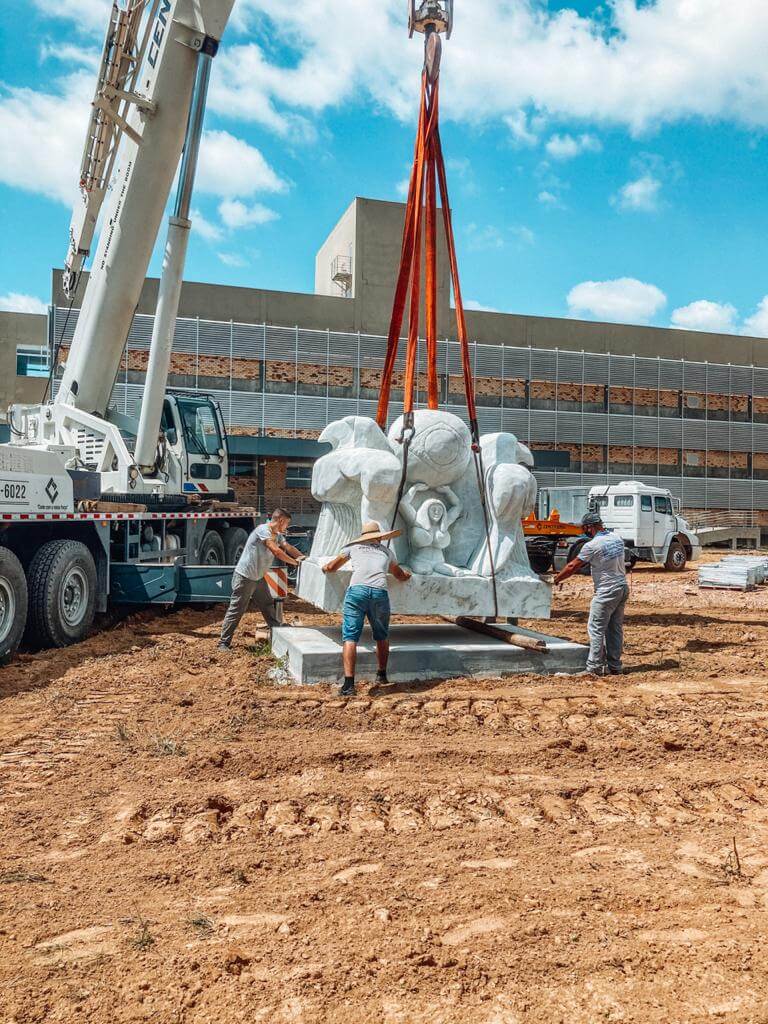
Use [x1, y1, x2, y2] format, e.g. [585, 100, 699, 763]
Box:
[148, 0, 173, 69]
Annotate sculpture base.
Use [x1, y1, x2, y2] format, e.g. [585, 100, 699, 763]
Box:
[272, 623, 586, 686]
[296, 559, 552, 620]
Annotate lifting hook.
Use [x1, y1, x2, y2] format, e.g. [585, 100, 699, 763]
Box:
[409, 1, 453, 82]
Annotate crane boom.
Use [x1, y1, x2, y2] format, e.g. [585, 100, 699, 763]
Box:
[57, 0, 234, 418]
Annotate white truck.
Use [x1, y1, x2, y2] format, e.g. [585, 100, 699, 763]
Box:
[536, 480, 701, 573]
[0, 0, 260, 663]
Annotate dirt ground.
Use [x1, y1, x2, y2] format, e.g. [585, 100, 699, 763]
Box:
[2, 556, 768, 1023]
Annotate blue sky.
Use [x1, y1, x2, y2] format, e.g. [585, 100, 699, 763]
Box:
[2, 0, 768, 336]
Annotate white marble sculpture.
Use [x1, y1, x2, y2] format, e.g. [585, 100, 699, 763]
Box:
[398, 483, 471, 577]
[301, 409, 551, 619]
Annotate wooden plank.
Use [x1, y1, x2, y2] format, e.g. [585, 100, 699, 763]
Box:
[454, 616, 548, 652]
[77, 500, 147, 513]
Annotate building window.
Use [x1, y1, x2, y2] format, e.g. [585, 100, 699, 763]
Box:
[17, 345, 49, 377]
[285, 463, 313, 489]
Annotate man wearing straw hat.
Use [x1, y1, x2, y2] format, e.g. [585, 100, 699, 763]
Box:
[323, 521, 412, 696]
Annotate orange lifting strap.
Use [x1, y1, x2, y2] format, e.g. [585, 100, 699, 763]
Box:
[375, 64, 477, 437]
[377, 34, 499, 618]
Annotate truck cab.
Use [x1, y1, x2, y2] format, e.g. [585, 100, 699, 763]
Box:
[531, 480, 701, 574]
[589, 481, 700, 570]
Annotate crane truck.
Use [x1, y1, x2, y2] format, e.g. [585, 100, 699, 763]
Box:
[0, 0, 259, 663]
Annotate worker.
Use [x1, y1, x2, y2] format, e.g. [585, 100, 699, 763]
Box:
[554, 511, 629, 677]
[322, 521, 412, 696]
[218, 508, 305, 650]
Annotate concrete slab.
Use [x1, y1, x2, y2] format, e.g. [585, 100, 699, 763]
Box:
[272, 623, 588, 686]
[296, 559, 552, 620]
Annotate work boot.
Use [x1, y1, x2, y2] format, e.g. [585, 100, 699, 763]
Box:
[375, 670, 389, 686]
[340, 677, 356, 697]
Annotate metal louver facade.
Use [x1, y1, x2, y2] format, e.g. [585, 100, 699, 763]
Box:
[52, 308, 768, 511]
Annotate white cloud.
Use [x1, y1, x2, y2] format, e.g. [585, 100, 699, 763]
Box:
[32, 0, 109, 33]
[197, 130, 287, 199]
[395, 176, 411, 199]
[671, 300, 738, 333]
[0, 72, 90, 204]
[209, 0, 768, 138]
[39, 41, 100, 70]
[743, 297, 768, 338]
[545, 133, 602, 160]
[0, 292, 48, 315]
[503, 110, 540, 146]
[511, 225, 535, 246]
[465, 299, 501, 313]
[538, 189, 563, 208]
[466, 224, 504, 252]
[217, 253, 248, 269]
[612, 174, 662, 212]
[26, 1, 768, 138]
[567, 278, 667, 325]
[218, 199, 278, 229]
[191, 209, 224, 244]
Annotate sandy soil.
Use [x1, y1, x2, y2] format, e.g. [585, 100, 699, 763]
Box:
[2, 559, 768, 1023]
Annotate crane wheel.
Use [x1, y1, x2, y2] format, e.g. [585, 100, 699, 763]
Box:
[26, 540, 97, 649]
[199, 529, 225, 565]
[0, 547, 28, 664]
[223, 526, 248, 565]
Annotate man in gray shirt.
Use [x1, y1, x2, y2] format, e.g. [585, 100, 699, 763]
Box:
[323, 521, 411, 696]
[554, 512, 630, 676]
[218, 508, 305, 650]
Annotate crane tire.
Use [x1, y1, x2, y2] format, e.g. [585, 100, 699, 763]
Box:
[664, 540, 687, 572]
[222, 526, 249, 566]
[26, 540, 97, 649]
[199, 529, 225, 566]
[0, 547, 28, 664]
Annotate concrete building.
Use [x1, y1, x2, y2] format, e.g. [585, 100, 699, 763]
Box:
[4, 196, 768, 523]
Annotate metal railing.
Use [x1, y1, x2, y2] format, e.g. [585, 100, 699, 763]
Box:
[255, 493, 321, 516]
[683, 509, 759, 530]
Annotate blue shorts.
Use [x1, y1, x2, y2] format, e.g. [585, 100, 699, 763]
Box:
[342, 585, 391, 643]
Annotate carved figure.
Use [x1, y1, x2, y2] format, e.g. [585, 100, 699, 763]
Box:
[398, 482, 471, 576]
[467, 433, 538, 579]
[309, 416, 401, 558]
[387, 409, 471, 487]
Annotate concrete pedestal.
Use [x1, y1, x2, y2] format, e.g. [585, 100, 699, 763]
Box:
[272, 623, 587, 686]
[296, 560, 552, 620]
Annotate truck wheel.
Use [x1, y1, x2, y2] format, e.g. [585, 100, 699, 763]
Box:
[567, 539, 591, 576]
[199, 529, 225, 565]
[27, 540, 96, 648]
[665, 540, 687, 571]
[0, 547, 28, 664]
[526, 540, 554, 575]
[222, 526, 248, 565]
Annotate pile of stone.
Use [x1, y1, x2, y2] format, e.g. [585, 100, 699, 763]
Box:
[698, 555, 768, 591]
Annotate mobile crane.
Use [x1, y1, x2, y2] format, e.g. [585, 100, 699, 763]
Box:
[0, 0, 259, 662]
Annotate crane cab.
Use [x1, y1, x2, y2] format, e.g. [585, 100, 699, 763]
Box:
[159, 394, 230, 497]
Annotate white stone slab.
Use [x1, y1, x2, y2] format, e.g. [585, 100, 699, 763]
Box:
[296, 559, 551, 620]
[272, 623, 588, 686]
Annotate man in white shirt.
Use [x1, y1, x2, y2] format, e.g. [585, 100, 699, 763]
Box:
[554, 512, 629, 676]
[218, 508, 305, 650]
[323, 521, 411, 696]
